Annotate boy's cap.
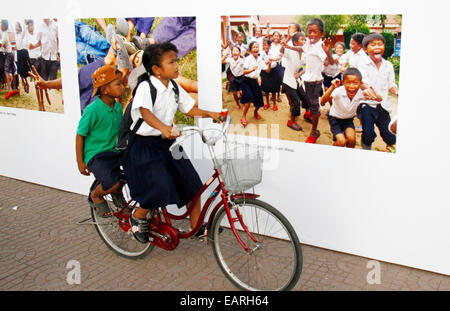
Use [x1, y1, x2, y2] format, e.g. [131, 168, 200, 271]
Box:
[91, 65, 123, 97]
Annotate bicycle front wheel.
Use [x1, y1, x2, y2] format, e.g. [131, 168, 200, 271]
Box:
[91, 185, 154, 259]
[210, 198, 302, 291]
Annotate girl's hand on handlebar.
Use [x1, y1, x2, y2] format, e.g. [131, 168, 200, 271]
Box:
[161, 124, 181, 140]
[207, 111, 223, 123]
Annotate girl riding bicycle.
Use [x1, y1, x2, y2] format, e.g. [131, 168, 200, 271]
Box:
[123, 42, 221, 243]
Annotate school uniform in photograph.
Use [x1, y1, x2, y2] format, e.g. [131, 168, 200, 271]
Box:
[260, 49, 279, 94]
[15, 28, 30, 79]
[24, 29, 42, 75]
[269, 42, 284, 85]
[37, 20, 59, 81]
[0, 29, 15, 75]
[341, 48, 367, 70]
[302, 39, 327, 115]
[322, 54, 341, 88]
[123, 75, 203, 210]
[224, 56, 244, 92]
[357, 56, 397, 146]
[281, 44, 308, 117]
[240, 54, 267, 108]
[328, 86, 365, 139]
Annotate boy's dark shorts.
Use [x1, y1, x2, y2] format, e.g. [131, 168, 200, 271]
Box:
[87, 151, 123, 190]
[40, 58, 59, 81]
[328, 116, 355, 141]
[304, 80, 323, 115]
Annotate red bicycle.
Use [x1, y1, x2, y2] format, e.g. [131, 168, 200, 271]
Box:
[89, 115, 303, 291]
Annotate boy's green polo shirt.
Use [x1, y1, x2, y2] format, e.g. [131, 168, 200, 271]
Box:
[77, 97, 123, 164]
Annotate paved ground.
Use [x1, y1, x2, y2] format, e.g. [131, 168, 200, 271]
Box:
[0, 175, 448, 293]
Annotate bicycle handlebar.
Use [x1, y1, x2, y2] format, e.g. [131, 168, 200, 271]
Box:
[169, 114, 231, 152]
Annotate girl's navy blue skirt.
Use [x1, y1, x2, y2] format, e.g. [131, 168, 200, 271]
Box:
[240, 77, 264, 108]
[123, 135, 203, 210]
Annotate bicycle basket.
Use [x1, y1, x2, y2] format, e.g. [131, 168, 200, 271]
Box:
[216, 145, 263, 193]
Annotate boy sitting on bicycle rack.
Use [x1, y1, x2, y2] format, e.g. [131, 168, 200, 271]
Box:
[76, 65, 127, 217]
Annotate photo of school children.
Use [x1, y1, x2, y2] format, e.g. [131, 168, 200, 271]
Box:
[0, 18, 63, 113]
[221, 15, 401, 153]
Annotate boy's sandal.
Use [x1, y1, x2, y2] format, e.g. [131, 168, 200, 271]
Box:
[305, 130, 321, 144]
[287, 120, 302, 131]
[240, 118, 248, 127]
[384, 145, 396, 153]
[88, 198, 112, 218]
[263, 104, 269, 110]
[273, 105, 278, 111]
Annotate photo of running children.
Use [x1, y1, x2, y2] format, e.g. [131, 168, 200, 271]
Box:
[0, 18, 63, 113]
[221, 15, 401, 153]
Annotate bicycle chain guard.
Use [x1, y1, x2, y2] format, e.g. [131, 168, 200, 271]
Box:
[149, 221, 180, 251]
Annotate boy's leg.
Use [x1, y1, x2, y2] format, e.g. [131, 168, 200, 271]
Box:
[375, 106, 396, 147]
[344, 127, 356, 148]
[359, 104, 377, 150]
[304, 82, 321, 141]
[334, 133, 346, 147]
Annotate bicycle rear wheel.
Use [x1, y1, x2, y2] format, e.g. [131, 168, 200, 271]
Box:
[210, 198, 302, 291]
[90, 183, 154, 259]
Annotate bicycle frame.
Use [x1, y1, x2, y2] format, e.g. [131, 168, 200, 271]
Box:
[161, 167, 260, 252]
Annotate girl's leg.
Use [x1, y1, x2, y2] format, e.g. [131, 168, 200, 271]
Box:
[242, 103, 251, 120]
[263, 92, 269, 109]
[232, 92, 240, 109]
[272, 92, 278, 110]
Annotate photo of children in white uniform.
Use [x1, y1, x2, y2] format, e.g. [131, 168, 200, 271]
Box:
[221, 15, 401, 153]
[0, 18, 63, 113]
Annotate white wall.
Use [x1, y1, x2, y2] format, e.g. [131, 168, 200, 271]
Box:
[0, 0, 449, 276]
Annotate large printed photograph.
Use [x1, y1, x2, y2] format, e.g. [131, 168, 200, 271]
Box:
[0, 18, 63, 113]
[221, 15, 401, 152]
[75, 17, 198, 122]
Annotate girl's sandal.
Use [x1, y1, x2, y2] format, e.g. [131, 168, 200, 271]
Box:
[240, 118, 248, 127]
[254, 113, 262, 120]
[273, 105, 278, 111]
[263, 104, 269, 110]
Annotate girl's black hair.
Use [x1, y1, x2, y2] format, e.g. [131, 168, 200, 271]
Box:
[290, 23, 302, 33]
[248, 41, 259, 51]
[263, 37, 272, 45]
[133, 42, 178, 96]
[231, 44, 241, 53]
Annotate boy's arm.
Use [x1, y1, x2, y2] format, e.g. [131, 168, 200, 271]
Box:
[320, 79, 340, 106]
[322, 38, 335, 66]
[75, 134, 90, 176]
